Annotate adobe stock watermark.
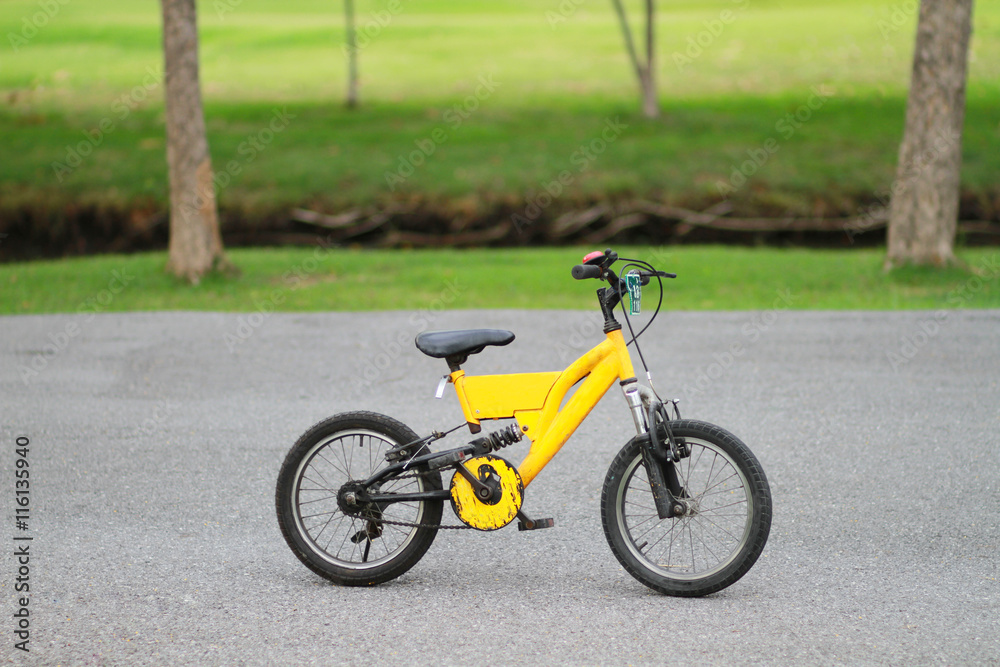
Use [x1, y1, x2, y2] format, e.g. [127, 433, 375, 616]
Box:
[844, 126, 962, 243]
[182, 106, 296, 219]
[683, 288, 798, 399]
[222, 290, 288, 353]
[546, 0, 586, 29]
[672, 0, 751, 72]
[715, 85, 833, 198]
[551, 314, 604, 362]
[211, 106, 295, 193]
[223, 239, 331, 352]
[885, 254, 999, 372]
[18, 268, 136, 384]
[7, 0, 71, 52]
[353, 279, 465, 399]
[218, 0, 409, 41]
[51, 66, 163, 183]
[344, 0, 406, 52]
[137, 401, 177, 435]
[12, 435, 33, 653]
[383, 73, 500, 192]
[510, 115, 628, 234]
[875, 0, 917, 41]
[214, 0, 245, 19]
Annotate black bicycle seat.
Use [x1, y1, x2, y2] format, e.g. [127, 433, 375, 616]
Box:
[414, 329, 515, 359]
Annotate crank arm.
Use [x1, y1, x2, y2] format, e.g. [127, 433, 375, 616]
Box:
[452, 458, 499, 500]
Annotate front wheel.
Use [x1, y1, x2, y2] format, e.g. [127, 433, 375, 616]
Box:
[275, 411, 443, 586]
[602, 420, 771, 597]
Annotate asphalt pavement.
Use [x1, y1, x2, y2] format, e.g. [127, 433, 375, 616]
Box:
[2, 309, 998, 665]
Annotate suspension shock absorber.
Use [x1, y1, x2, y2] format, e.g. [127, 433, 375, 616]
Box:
[459, 424, 524, 460]
[484, 424, 523, 451]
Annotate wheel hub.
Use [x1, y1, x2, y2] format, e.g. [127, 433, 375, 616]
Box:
[337, 481, 371, 516]
[672, 497, 700, 517]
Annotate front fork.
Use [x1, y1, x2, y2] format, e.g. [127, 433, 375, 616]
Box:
[622, 381, 687, 520]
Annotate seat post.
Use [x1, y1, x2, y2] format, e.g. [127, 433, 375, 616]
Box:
[447, 363, 481, 434]
[446, 355, 467, 373]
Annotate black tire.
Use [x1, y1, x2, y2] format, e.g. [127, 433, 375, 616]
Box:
[601, 420, 771, 597]
[276, 411, 443, 586]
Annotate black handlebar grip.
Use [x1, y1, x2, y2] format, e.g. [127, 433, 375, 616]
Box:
[572, 264, 603, 280]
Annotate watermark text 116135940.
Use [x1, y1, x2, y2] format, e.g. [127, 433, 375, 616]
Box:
[13, 435, 33, 653]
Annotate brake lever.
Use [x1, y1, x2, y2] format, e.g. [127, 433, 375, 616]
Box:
[639, 270, 678, 282]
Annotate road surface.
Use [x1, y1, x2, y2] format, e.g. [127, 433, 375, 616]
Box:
[2, 309, 998, 665]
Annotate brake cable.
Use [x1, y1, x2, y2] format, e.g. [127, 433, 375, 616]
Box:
[617, 257, 665, 347]
[615, 256, 667, 402]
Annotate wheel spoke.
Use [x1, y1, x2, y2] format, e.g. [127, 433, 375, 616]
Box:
[698, 498, 748, 512]
[338, 437, 352, 479]
[642, 516, 681, 561]
[624, 498, 659, 513]
[688, 519, 696, 571]
[314, 451, 349, 481]
[297, 495, 339, 507]
[630, 515, 668, 543]
[697, 486, 747, 500]
[299, 508, 341, 520]
[690, 519, 722, 565]
[300, 471, 337, 493]
[698, 469, 741, 498]
[309, 507, 342, 542]
[682, 445, 704, 495]
[690, 513, 742, 545]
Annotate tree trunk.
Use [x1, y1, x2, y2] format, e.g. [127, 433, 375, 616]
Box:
[885, 0, 974, 269]
[161, 0, 229, 283]
[641, 0, 658, 119]
[345, 0, 359, 108]
[610, 0, 660, 119]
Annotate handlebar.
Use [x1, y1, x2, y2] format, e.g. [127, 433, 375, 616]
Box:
[571, 264, 603, 280]
[571, 249, 676, 343]
[571, 248, 677, 281]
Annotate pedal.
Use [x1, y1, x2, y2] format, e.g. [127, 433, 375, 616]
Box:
[516, 512, 555, 531]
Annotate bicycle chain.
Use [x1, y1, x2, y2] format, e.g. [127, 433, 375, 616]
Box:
[344, 470, 473, 531]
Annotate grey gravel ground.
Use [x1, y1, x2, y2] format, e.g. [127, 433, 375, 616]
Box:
[1, 309, 998, 666]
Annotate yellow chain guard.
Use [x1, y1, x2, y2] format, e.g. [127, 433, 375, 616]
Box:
[450, 455, 524, 531]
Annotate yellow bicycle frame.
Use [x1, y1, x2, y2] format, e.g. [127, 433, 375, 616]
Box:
[448, 328, 637, 487]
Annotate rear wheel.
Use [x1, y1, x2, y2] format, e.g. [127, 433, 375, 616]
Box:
[601, 420, 771, 597]
[276, 411, 443, 586]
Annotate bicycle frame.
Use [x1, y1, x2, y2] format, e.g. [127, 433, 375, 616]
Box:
[449, 327, 639, 487]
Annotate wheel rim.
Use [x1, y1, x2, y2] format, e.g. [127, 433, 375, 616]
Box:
[291, 429, 426, 570]
[616, 436, 754, 580]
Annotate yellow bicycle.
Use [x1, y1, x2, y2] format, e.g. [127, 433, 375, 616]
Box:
[276, 249, 772, 596]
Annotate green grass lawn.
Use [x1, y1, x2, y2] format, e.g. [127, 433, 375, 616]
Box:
[1, 0, 998, 215]
[3, 247, 998, 314]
